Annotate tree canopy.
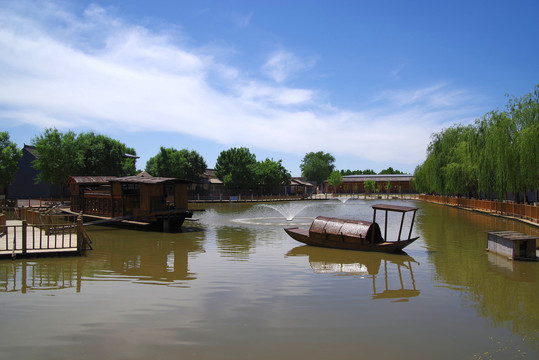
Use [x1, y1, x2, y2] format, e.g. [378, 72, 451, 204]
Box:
[32, 128, 137, 190]
[414, 84, 539, 201]
[340, 169, 376, 175]
[300, 151, 335, 185]
[75, 132, 137, 176]
[0, 131, 22, 189]
[364, 180, 376, 194]
[215, 148, 291, 190]
[145, 147, 207, 181]
[378, 167, 404, 175]
[254, 158, 291, 188]
[327, 170, 343, 193]
[215, 147, 258, 189]
[32, 128, 79, 192]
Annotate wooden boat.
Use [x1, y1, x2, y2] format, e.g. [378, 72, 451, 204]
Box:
[284, 204, 419, 253]
[67, 175, 193, 231]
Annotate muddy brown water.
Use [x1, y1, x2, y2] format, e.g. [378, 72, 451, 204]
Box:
[0, 200, 538, 359]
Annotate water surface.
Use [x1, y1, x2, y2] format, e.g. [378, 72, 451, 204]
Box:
[0, 200, 538, 359]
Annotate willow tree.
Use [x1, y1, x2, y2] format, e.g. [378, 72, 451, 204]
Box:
[509, 86, 539, 201]
[414, 84, 538, 201]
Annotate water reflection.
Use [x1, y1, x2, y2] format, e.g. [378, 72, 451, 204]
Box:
[88, 227, 205, 286]
[0, 226, 206, 292]
[287, 245, 420, 301]
[0, 259, 82, 293]
[416, 202, 539, 351]
[215, 226, 257, 260]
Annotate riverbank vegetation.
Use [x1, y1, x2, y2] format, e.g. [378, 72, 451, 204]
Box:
[413, 85, 538, 202]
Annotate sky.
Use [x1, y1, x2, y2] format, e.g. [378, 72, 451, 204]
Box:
[1, 0, 538, 176]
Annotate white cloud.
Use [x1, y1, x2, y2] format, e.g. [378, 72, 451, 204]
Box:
[0, 1, 482, 168]
[231, 11, 253, 28]
[261, 50, 313, 83]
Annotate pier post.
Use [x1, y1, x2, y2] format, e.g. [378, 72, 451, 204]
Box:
[77, 214, 83, 253]
[22, 220, 27, 254]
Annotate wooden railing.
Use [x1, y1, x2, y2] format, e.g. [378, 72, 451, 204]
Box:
[72, 194, 124, 218]
[419, 195, 538, 223]
[190, 194, 304, 202]
[0, 213, 91, 257]
[0, 206, 19, 220]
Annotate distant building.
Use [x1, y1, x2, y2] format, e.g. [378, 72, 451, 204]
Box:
[7, 145, 69, 199]
[323, 174, 415, 194]
[287, 177, 314, 195]
[193, 169, 225, 199]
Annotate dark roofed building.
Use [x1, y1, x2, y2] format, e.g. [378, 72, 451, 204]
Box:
[8, 145, 70, 199]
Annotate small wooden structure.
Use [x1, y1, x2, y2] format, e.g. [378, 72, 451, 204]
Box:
[68, 175, 192, 231]
[486, 231, 538, 261]
[0, 212, 91, 259]
[284, 204, 419, 253]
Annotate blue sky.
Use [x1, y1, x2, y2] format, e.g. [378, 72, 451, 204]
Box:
[1, 0, 538, 176]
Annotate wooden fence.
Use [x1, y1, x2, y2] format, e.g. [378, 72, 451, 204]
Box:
[190, 194, 305, 202]
[0, 198, 64, 207]
[0, 210, 91, 258]
[419, 195, 538, 224]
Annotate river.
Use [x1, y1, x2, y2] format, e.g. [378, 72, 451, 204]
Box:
[0, 199, 538, 359]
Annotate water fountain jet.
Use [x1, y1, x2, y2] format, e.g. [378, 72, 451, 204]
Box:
[259, 203, 313, 221]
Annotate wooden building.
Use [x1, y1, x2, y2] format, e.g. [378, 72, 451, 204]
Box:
[287, 177, 314, 196]
[68, 175, 192, 231]
[324, 174, 414, 194]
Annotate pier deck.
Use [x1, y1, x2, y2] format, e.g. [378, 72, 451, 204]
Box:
[0, 220, 83, 259]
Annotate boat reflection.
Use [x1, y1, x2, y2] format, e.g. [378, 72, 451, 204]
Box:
[287, 245, 420, 301]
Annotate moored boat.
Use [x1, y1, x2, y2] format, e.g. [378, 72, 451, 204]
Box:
[284, 204, 419, 253]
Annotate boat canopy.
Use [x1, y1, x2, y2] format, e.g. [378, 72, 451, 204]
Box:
[309, 216, 384, 244]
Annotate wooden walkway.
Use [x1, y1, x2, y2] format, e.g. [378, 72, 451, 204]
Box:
[0, 219, 86, 259]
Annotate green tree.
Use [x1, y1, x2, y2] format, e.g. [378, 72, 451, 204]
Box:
[254, 158, 291, 189]
[414, 84, 539, 201]
[0, 131, 22, 193]
[385, 180, 392, 198]
[508, 86, 539, 201]
[32, 128, 79, 199]
[378, 167, 403, 175]
[300, 151, 335, 185]
[75, 132, 137, 176]
[364, 179, 376, 199]
[215, 147, 258, 189]
[146, 147, 206, 181]
[327, 170, 343, 193]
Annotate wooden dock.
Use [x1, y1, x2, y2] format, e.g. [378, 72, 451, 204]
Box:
[0, 215, 90, 259]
